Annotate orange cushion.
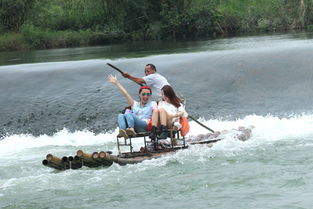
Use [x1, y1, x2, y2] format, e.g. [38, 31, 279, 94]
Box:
[179, 117, 190, 136]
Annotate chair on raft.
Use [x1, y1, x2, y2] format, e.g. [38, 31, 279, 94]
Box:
[116, 128, 186, 154]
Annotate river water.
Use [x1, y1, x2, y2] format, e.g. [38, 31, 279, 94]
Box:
[1, 32, 313, 208]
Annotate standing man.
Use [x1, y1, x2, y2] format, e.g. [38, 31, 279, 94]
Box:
[122, 64, 170, 100]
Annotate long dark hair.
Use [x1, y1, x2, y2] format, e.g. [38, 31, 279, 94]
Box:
[162, 85, 182, 108]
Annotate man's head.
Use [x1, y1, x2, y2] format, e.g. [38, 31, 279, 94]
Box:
[144, 64, 156, 76]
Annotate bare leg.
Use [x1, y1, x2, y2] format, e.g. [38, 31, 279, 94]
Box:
[166, 117, 173, 129]
[159, 108, 176, 128]
[159, 108, 167, 126]
[151, 109, 159, 127]
[158, 108, 168, 139]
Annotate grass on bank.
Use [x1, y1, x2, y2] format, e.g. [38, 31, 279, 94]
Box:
[1, 25, 313, 52]
[0, 26, 126, 52]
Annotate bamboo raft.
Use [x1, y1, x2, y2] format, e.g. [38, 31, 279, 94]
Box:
[42, 140, 219, 171]
[42, 129, 222, 170]
[42, 127, 252, 170]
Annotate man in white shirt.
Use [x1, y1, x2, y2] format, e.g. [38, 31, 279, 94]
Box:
[122, 64, 170, 100]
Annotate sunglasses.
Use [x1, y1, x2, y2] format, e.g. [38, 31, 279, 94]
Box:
[141, 93, 151, 96]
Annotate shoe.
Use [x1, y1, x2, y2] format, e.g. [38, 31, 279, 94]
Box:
[158, 125, 168, 139]
[119, 129, 128, 139]
[149, 126, 157, 141]
[126, 128, 137, 137]
[158, 139, 172, 149]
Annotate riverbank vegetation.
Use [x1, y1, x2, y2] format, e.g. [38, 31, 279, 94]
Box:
[1, 0, 313, 51]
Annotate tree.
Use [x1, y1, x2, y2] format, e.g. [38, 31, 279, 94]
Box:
[0, 0, 36, 32]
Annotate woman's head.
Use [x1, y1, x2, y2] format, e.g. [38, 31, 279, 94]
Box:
[139, 86, 152, 104]
[161, 85, 182, 108]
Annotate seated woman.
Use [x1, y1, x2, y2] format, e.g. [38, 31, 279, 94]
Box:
[108, 74, 157, 139]
[149, 85, 188, 141]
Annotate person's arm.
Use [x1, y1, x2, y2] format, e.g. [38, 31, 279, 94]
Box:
[107, 74, 135, 107]
[175, 111, 184, 117]
[168, 111, 183, 120]
[173, 105, 186, 118]
[159, 101, 183, 119]
[122, 72, 145, 85]
[178, 104, 188, 117]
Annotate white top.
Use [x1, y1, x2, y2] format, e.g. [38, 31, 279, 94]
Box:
[143, 73, 169, 100]
[158, 101, 188, 122]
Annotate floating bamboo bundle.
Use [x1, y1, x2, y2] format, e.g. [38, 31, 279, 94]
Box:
[98, 151, 134, 166]
[61, 156, 70, 168]
[68, 156, 83, 169]
[42, 154, 68, 170]
[42, 159, 65, 170]
[94, 151, 113, 167]
[90, 152, 105, 164]
[76, 150, 103, 168]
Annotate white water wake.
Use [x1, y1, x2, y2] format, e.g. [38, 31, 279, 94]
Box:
[1, 114, 313, 157]
[1, 113, 313, 204]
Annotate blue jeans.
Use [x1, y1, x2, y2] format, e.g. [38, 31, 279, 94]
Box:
[118, 113, 148, 132]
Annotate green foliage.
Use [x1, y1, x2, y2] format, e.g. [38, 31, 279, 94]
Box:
[307, 24, 313, 31]
[0, 0, 36, 32]
[0, 24, 125, 50]
[0, 33, 29, 51]
[2, 0, 313, 51]
[160, 0, 219, 39]
[20, 24, 51, 48]
[216, 0, 313, 32]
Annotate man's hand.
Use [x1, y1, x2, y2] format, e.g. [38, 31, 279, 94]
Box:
[122, 72, 145, 85]
[122, 72, 130, 78]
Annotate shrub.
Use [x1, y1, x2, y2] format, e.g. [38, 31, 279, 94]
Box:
[0, 33, 30, 51]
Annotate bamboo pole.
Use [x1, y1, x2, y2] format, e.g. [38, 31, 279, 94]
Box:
[62, 156, 68, 162]
[76, 150, 102, 167]
[76, 150, 92, 159]
[42, 159, 66, 170]
[91, 152, 99, 159]
[99, 151, 137, 166]
[46, 154, 68, 169]
[91, 152, 105, 164]
[98, 151, 114, 167]
[98, 151, 107, 158]
[46, 154, 61, 163]
[68, 155, 83, 169]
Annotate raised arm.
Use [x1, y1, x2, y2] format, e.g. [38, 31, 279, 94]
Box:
[122, 72, 145, 85]
[107, 74, 135, 107]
